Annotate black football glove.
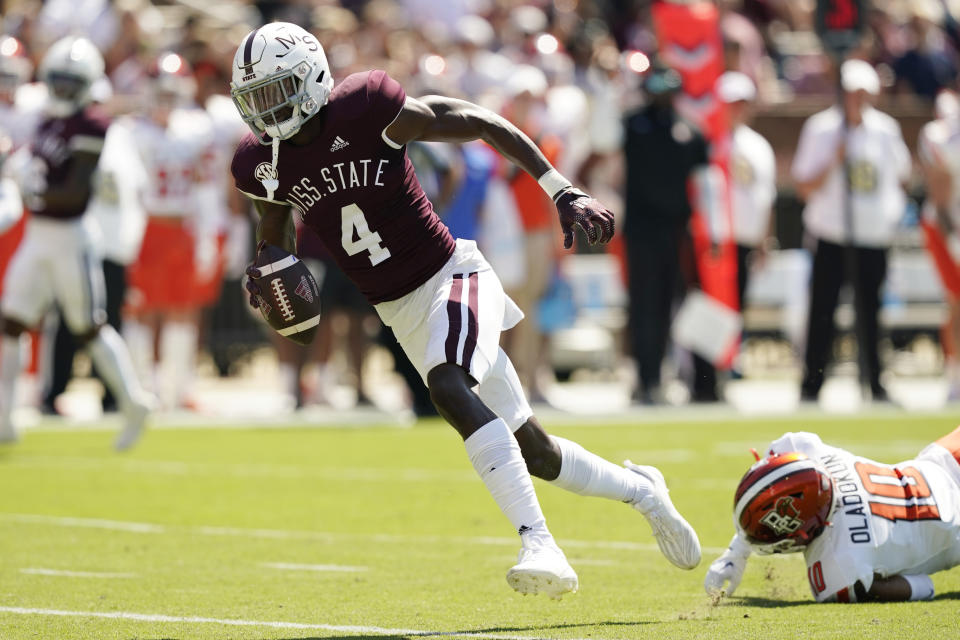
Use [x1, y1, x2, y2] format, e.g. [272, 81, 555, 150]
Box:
[244, 265, 262, 309]
[243, 241, 265, 309]
[555, 188, 615, 250]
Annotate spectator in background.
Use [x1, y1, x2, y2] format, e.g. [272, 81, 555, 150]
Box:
[294, 224, 378, 409]
[717, 71, 776, 320]
[622, 62, 720, 405]
[893, 7, 958, 100]
[500, 65, 563, 402]
[792, 59, 911, 404]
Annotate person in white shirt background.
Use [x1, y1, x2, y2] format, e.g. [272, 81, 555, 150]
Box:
[791, 59, 911, 404]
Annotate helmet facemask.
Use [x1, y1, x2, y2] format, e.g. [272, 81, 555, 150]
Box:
[231, 61, 321, 143]
[45, 71, 92, 117]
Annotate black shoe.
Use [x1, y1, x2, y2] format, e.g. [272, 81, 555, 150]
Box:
[870, 384, 890, 403]
[690, 389, 720, 404]
[355, 391, 375, 408]
[40, 400, 61, 416]
[633, 386, 665, 406]
[799, 385, 819, 403]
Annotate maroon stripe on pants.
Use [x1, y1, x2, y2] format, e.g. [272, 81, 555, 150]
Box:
[445, 274, 465, 365]
[462, 272, 479, 371]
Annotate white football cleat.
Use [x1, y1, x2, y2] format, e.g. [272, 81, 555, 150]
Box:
[625, 461, 701, 570]
[506, 542, 579, 600]
[114, 394, 154, 452]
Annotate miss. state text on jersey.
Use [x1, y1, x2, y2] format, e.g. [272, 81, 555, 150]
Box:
[232, 70, 456, 304]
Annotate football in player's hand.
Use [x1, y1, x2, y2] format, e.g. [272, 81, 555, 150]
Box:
[250, 244, 321, 345]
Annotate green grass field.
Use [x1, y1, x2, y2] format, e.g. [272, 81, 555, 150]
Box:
[2, 412, 960, 639]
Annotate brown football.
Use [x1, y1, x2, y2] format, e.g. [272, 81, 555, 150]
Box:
[252, 244, 321, 345]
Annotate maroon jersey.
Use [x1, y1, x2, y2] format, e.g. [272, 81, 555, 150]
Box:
[28, 106, 109, 219]
[232, 70, 456, 304]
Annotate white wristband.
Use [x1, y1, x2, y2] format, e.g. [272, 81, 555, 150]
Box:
[538, 169, 573, 201]
[904, 574, 934, 601]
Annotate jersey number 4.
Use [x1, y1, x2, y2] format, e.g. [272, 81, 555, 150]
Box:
[854, 462, 941, 522]
[341, 203, 391, 266]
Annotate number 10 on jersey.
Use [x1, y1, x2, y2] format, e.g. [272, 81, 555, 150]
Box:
[341, 203, 391, 266]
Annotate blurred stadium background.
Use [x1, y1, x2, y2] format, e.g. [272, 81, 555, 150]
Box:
[0, 0, 958, 419]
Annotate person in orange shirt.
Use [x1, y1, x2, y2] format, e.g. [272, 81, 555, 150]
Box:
[500, 65, 563, 401]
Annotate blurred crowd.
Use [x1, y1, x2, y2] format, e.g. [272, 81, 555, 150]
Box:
[3, 0, 960, 420]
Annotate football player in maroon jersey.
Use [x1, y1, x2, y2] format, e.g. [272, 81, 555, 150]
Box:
[231, 22, 700, 598]
[0, 37, 152, 450]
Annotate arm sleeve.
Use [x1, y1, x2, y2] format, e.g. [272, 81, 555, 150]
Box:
[767, 432, 827, 458]
[756, 137, 777, 213]
[890, 123, 912, 182]
[231, 138, 287, 205]
[791, 117, 829, 183]
[368, 70, 407, 149]
[807, 542, 874, 603]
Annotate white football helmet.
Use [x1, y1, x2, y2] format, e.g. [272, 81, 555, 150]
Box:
[38, 36, 105, 118]
[230, 22, 334, 143]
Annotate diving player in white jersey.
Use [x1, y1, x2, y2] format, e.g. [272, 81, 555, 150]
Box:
[705, 428, 960, 602]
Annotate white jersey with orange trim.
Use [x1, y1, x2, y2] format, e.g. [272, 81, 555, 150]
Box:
[205, 94, 247, 230]
[765, 432, 960, 603]
[918, 115, 960, 227]
[126, 107, 218, 219]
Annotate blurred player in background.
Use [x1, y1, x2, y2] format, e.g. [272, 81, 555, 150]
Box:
[917, 89, 960, 400]
[0, 36, 40, 304]
[42, 110, 148, 415]
[705, 428, 960, 603]
[0, 36, 150, 449]
[122, 52, 221, 410]
[232, 22, 699, 599]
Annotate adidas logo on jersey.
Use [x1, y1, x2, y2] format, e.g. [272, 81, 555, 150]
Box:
[330, 136, 350, 151]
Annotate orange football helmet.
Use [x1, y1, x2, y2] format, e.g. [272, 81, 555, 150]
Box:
[733, 452, 835, 554]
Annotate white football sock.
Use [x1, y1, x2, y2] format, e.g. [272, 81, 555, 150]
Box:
[0, 335, 22, 428]
[278, 362, 298, 398]
[160, 321, 198, 406]
[87, 325, 145, 410]
[465, 418, 553, 545]
[122, 320, 154, 391]
[548, 436, 651, 503]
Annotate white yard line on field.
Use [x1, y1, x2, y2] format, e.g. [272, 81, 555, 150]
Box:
[0, 512, 728, 555]
[0, 606, 593, 640]
[6, 455, 479, 483]
[20, 568, 136, 579]
[261, 562, 368, 572]
[3, 513, 165, 534]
